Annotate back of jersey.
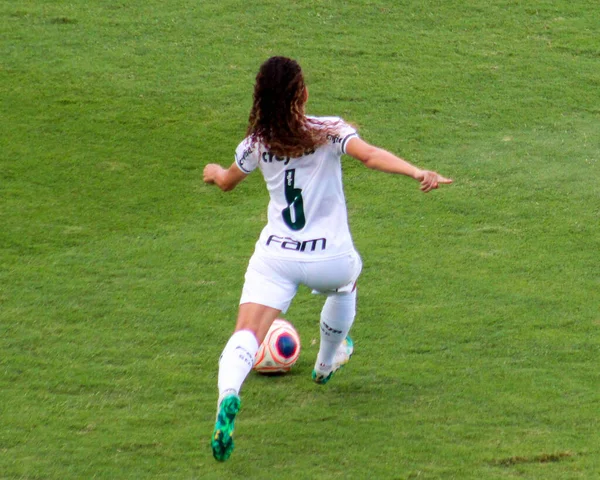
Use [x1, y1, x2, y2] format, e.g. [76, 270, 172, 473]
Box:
[234, 117, 358, 260]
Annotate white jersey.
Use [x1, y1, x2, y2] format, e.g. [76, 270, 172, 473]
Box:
[234, 116, 358, 261]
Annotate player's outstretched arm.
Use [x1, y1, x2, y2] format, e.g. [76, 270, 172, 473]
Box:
[345, 137, 452, 193]
[203, 162, 247, 192]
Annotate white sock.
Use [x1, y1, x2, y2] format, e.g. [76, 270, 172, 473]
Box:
[217, 329, 259, 403]
[315, 290, 356, 372]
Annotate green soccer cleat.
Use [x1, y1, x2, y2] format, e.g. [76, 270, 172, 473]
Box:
[312, 369, 334, 384]
[211, 394, 241, 462]
[312, 336, 354, 385]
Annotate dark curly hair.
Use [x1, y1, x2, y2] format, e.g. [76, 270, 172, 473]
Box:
[247, 56, 338, 158]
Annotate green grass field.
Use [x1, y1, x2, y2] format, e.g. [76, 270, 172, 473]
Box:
[2, 0, 599, 478]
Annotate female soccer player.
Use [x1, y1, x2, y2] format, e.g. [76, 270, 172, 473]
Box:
[203, 56, 452, 461]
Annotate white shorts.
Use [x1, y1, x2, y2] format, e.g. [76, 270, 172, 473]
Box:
[240, 250, 362, 313]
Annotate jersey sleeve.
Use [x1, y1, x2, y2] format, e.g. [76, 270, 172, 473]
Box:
[234, 137, 259, 174]
[324, 117, 359, 156]
[339, 121, 359, 155]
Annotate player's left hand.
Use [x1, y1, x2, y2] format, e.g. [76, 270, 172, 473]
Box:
[417, 170, 453, 193]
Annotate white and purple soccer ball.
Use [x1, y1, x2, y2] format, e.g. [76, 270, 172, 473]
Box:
[254, 319, 301, 374]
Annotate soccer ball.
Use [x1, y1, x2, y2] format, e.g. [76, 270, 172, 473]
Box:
[254, 319, 301, 374]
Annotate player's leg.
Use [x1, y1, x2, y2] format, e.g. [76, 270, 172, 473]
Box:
[211, 253, 299, 461]
[313, 288, 357, 384]
[212, 303, 281, 462]
[303, 251, 362, 384]
[217, 303, 281, 404]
